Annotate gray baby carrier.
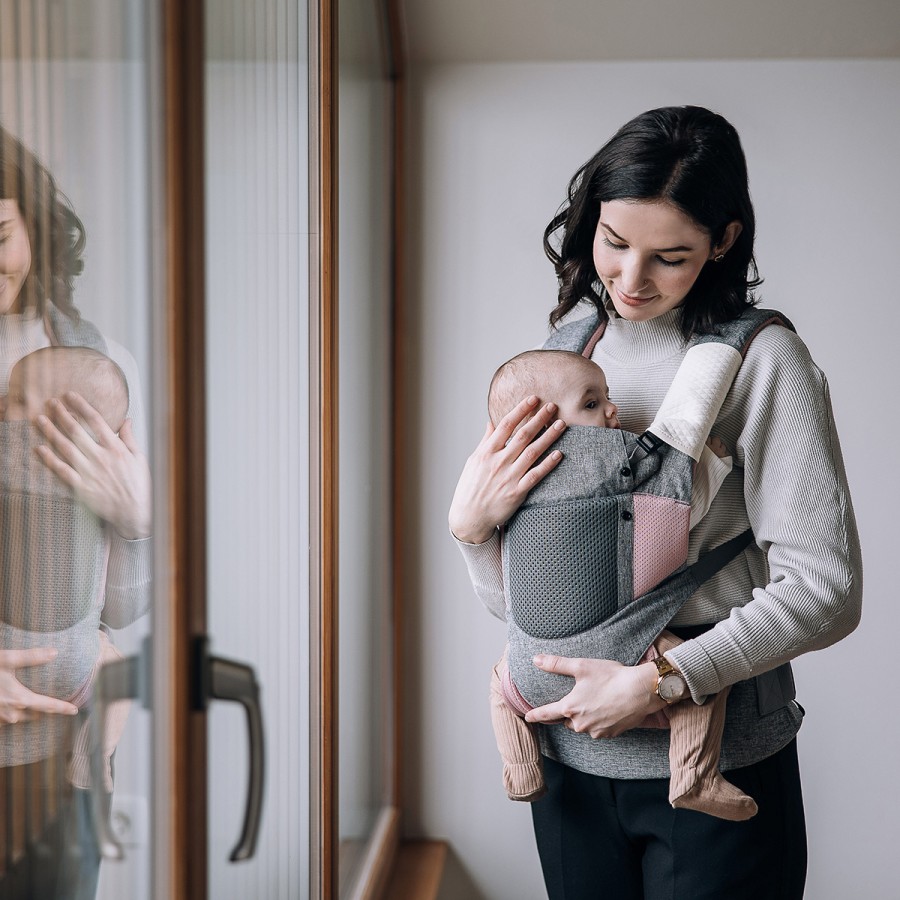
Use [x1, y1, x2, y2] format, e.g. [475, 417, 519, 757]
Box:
[0, 309, 111, 765]
[504, 307, 794, 712]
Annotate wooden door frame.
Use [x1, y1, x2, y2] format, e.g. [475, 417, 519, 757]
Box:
[161, 0, 207, 897]
[310, 0, 409, 895]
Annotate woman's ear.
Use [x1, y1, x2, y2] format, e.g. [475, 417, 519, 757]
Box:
[711, 220, 743, 259]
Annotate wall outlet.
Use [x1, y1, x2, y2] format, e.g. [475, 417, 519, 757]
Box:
[109, 794, 149, 848]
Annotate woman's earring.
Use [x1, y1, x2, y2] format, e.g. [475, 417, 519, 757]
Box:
[713, 253, 725, 263]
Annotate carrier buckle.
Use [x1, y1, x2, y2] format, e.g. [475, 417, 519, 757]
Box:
[627, 431, 664, 465]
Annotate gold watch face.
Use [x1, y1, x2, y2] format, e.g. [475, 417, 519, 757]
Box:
[658, 673, 686, 702]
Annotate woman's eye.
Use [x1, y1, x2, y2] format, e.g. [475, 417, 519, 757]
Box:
[602, 238, 627, 251]
[657, 256, 686, 267]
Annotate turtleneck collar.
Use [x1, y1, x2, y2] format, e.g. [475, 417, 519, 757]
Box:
[0, 311, 51, 392]
[595, 306, 688, 366]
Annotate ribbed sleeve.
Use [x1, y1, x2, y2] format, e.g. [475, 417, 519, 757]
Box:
[454, 529, 506, 621]
[666, 326, 862, 698]
[101, 535, 153, 628]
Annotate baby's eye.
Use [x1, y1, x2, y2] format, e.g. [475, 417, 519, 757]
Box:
[584, 400, 597, 410]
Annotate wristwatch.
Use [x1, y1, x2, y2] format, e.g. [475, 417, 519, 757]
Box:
[654, 656, 688, 704]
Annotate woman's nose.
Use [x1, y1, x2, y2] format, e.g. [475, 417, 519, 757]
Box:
[620, 256, 649, 294]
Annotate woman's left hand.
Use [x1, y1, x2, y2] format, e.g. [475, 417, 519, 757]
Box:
[524, 655, 666, 739]
[35, 392, 152, 540]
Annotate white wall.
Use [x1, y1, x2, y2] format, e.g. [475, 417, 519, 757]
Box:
[405, 59, 900, 899]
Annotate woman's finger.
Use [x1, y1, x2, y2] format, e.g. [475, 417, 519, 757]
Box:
[118, 418, 140, 453]
[486, 395, 543, 449]
[34, 443, 81, 489]
[509, 418, 566, 478]
[524, 700, 568, 725]
[532, 654, 580, 677]
[61, 391, 119, 446]
[0, 647, 59, 669]
[36, 404, 95, 463]
[9, 688, 78, 717]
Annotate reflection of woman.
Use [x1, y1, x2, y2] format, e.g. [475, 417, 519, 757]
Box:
[0, 126, 151, 898]
[450, 107, 862, 898]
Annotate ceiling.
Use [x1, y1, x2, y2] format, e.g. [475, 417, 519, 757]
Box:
[401, 0, 900, 64]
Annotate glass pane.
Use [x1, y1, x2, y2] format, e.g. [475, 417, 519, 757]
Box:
[204, 1, 310, 896]
[0, 2, 159, 898]
[337, 0, 393, 891]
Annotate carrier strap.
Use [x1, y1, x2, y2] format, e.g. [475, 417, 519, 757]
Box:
[681, 528, 754, 589]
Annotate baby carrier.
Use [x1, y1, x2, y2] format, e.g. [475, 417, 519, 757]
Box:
[0, 309, 112, 765]
[503, 307, 794, 713]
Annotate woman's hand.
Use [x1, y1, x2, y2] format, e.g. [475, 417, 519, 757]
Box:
[36, 392, 152, 540]
[0, 648, 79, 724]
[524, 655, 666, 739]
[448, 396, 567, 544]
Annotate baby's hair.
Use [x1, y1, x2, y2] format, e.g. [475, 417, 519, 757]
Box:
[488, 349, 589, 426]
[14, 346, 130, 432]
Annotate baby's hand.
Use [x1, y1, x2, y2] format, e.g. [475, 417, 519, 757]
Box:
[706, 435, 730, 459]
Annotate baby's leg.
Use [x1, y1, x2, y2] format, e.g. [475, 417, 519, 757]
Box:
[656, 631, 758, 821]
[490, 649, 546, 802]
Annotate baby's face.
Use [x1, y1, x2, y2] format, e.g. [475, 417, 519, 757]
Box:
[554, 363, 620, 429]
[2, 359, 56, 423]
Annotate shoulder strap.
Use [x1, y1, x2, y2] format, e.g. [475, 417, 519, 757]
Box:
[44, 305, 109, 354]
[645, 307, 795, 461]
[541, 309, 606, 356]
[693, 307, 796, 356]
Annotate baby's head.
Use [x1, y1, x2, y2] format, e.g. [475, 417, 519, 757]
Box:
[488, 349, 619, 429]
[4, 346, 129, 432]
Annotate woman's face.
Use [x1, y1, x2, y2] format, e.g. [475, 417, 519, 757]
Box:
[0, 199, 32, 315]
[592, 199, 716, 322]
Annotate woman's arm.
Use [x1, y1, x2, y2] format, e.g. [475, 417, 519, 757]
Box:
[36, 337, 153, 628]
[665, 326, 863, 698]
[449, 395, 567, 621]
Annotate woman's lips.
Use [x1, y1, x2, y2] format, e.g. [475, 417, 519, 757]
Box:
[615, 286, 658, 307]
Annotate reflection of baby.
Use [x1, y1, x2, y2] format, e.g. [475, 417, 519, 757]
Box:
[4, 345, 129, 432]
[3, 347, 129, 791]
[487, 350, 757, 821]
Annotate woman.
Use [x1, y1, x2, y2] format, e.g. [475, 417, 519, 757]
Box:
[0, 125, 151, 898]
[449, 106, 861, 898]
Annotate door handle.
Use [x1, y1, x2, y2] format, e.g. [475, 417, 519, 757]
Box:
[89, 637, 150, 860]
[195, 636, 266, 862]
[88, 635, 265, 863]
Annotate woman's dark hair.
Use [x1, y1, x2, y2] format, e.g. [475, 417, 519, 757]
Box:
[543, 106, 761, 340]
[0, 125, 85, 319]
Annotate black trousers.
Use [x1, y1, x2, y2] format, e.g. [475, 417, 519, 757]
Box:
[531, 739, 807, 900]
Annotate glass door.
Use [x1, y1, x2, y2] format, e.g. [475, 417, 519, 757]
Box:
[0, 2, 162, 898]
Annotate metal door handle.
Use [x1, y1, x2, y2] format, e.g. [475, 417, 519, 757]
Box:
[88, 636, 265, 863]
[90, 641, 148, 859]
[206, 652, 265, 861]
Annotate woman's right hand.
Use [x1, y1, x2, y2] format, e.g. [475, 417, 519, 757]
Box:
[0, 648, 79, 724]
[448, 396, 566, 544]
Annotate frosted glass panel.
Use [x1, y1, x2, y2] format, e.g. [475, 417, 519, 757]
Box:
[204, 1, 310, 896]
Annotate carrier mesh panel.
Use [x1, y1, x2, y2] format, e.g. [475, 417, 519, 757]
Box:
[0, 425, 106, 706]
[506, 496, 619, 639]
[632, 492, 690, 597]
[0, 492, 102, 631]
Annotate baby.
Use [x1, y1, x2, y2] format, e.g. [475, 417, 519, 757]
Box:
[3, 345, 129, 432]
[486, 349, 756, 821]
[1, 345, 130, 790]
